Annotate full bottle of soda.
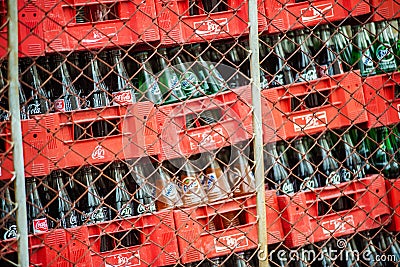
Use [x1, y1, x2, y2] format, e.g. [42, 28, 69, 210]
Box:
[292, 138, 319, 191]
[339, 131, 365, 181]
[53, 55, 81, 112]
[26, 178, 49, 234]
[351, 25, 376, 76]
[375, 21, 397, 74]
[179, 159, 208, 207]
[110, 162, 134, 219]
[0, 185, 17, 240]
[292, 30, 318, 83]
[157, 48, 186, 103]
[153, 164, 183, 210]
[265, 143, 295, 195]
[111, 50, 137, 105]
[79, 166, 108, 224]
[202, 152, 231, 203]
[170, 47, 203, 99]
[227, 148, 256, 197]
[26, 61, 50, 115]
[317, 24, 344, 77]
[131, 163, 157, 215]
[86, 52, 111, 137]
[373, 126, 400, 178]
[51, 170, 78, 228]
[268, 35, 294, 87]
[136, 51, 163, 104]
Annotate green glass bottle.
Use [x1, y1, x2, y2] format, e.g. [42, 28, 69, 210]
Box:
[136, 52, 163, 104]
[351, 25, 376, 76]
[373, 127, 400, 178]
[375, 21, 397, 74]
[157, 48, 186, 103]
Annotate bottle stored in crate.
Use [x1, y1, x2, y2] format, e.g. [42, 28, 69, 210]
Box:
[79, 166, 108, 225]
[179, 159, 208, 207]
[227, 148, 256, 197]
[51, 170, 78, 228]
[131, 163, 156, 215]
[136, 52, 163, 104]
[373, 127, 400, 178]
[0, 186, 17, 240]
[293, 137, 319, 192]
[53, 55, 81, 112]
[317, 133, 341, 186]
[318, 25, 343, 77]
[27, 64, 49, 115]
[351, 25, 376, 76]
[291, 30, 318, 83]
[154, 164, 183, 210]
[268, 35, 293, 87]
[111, 50, 137, 105]
[111, 162, 134, 218]
[265, 143, 295, 195]
[26, 178, 49, 234]
[339, 131, 365, 181]
[202, 153, 231, 202]
[375, 21, 397, 74]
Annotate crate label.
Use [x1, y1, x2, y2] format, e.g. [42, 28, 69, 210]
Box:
[81, 28, 117, 44]
[33, 218, 48, 234]
[105, 251, 140, 267]
[301, 4, 334, 22]
[92, 145, 105, 160]
[113, 90, 134, 106]
[321, 215, 355, 236]
[214, 233, 249, 252]
[293, 111, 328, 132]
[187, 126, 225, 150]
[194, 18, 228, 36]
[397, 103, 400, 119]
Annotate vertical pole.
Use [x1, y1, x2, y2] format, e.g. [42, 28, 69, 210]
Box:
[248, 0, 269, 266]
[7, 1, 29, 266]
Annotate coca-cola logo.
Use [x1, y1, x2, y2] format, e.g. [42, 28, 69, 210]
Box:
[69, 214, 78, 226]
[119, 206, 133, 218]
[300, 177, 317, 191]
[3, 225, 17, 240]
[91, 145, 105, 160]
[33, 218, 48, 234]
[90, 209, 105, 223]
[113, 90, 133, 105]
[54, 99, 65, 112]
[282, 181, 294, 194]
[182, 176, 201, 194]
[327, 172, 341, 185]
[137, 202, 156, 215]
[28, 103, 41, 115]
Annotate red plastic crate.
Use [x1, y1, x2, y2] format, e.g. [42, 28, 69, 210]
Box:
[0, 0, 45, 58]
[43, 0, 159, 53]
[261, 71, 368, 143]
[265, 0, 370, 33]
[0, 229, 70, 267]
[363, 72, 400, 128]
[385, 179, 400, 232]
[50, 101, 159, 169]
[156, 86, 253, 161]
[174, 191, 284, 264]
[278, 175, 391, 248]
[155, 0, 267, 45]
[73, 211, 179, 267]
[370, 0, 400, 22]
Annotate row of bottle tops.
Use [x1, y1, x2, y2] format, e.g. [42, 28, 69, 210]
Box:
[265, 125, 400, 195]
[0, 20, 399, 121]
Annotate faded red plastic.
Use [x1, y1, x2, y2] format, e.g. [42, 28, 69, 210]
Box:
[363, 72, 400, 128]
[370, 0, 400, 22]
[43, 0, 159, 53]
[385, 179, 400, 232]
[155, 0, 267, 45]
[174, 191, 284, 264]
[84, 211, 178, 267]
[156, 86, 253, 161]
[265, 0, 371, 33]
[278, 175, 391, 248]
[0, 0, 45, 58]
[262, 71, 368, 143]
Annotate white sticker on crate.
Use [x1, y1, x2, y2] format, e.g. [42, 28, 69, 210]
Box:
[105, 251, 140, 267]
[321, 215, 355, 236]
[301, 4, 334, 22]
[293, 111, 328, 132]
[397, 103, 400, 119]
[194, 18, 228, 36]
[188, 127, 225, 150]
[92, 145, 105, 160]
[214, 233, 249, 252]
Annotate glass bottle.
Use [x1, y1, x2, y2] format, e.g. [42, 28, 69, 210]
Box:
[179, 159, 208, 207]
[375, 21, 397, 74]
[27, 64, 50, 115]
[111, 162, 134, 219]
[0, 186, 17, 240]
[293, 138, 319, 192]
[373, 127, 400, 178]
[351, 25, 376, 76]
[318, 133, 341, 186]
[318, 24, 344, 77]
[227, 148, 256, 197]
[26, 178, 49, 234]
[202, 153, 231, 202]
[154, 165, 183, 210]
[136, 51, 163, 104]
[111, 50, 137, 105]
